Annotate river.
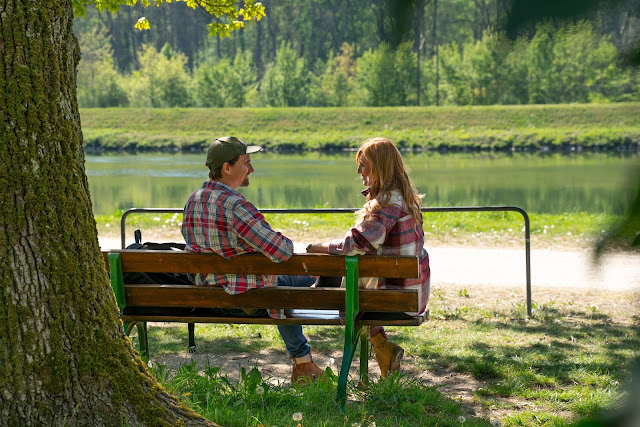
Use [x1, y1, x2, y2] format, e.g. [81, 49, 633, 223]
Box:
[85, 151, 638, 215]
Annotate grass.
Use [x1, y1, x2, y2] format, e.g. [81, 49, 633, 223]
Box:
[80, 104, 640, 152]
[135, 284, 640, 426]
[96, 210, 623, 249]
[149, 362, 474, 426]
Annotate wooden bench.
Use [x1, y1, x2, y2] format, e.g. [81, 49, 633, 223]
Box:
[103, 249, 426, 406]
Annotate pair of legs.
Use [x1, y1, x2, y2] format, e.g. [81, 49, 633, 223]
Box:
[315, 276, 404, 378]
[368, 326, 404, 378]
[209, 274, 322, 383]
[210, 274, 315, 358]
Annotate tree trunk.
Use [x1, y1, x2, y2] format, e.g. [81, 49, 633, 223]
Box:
[0, 1, 214, 425]
[255, 17, 264, 80]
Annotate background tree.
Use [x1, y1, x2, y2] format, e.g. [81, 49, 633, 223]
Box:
[0, 0, 262, 424]
[76, 25, 128, 107]
[73, 0, 639, 107]
[260, 42, 310, 106]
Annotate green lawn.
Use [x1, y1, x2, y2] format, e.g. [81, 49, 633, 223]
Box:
[81, 104, 640, 152]
[137, 284, 639, 426]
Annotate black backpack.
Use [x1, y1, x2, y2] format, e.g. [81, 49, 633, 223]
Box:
[124, 230, 192, 286]
[124, 230, 197, 352]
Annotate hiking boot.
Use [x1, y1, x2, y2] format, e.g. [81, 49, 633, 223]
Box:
[290, 354, 324, 385]
[369, 332, 404, 378]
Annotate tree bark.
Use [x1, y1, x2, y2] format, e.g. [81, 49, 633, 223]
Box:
[0, 1, 214, 425]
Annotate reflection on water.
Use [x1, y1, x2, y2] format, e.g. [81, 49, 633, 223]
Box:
[85, 151, 638, 215]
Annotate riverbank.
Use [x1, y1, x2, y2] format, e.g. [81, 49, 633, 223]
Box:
[81, 103, 640, 153]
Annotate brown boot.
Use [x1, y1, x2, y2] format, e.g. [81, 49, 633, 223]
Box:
[290, 354, 324, 385]
[369, 332, 404, 378]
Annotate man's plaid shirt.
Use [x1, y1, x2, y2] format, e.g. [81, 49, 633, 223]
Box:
[181, 180, 294, 295]
[328, 189, 431, 315]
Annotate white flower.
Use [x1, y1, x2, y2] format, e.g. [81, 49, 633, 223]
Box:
[292, 412, 303, 422]
[147, 359, 155, 368]
[256, 385, 264, 395]
[153, 216, 160, 221]
[105, 224, 110, 227]
[458, 416, 466, 424]
[329, 357, 335, 365]
[491, 419, 501, 427]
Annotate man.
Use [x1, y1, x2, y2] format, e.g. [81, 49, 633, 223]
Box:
[181, 136, 323, 384]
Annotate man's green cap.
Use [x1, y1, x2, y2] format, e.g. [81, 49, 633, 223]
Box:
[205, 136, 262, 170]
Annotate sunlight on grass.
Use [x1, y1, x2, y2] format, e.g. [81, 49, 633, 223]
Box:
[133, 284, 640, 426]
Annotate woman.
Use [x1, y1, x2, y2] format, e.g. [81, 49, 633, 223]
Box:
[306, 137, 430, 378]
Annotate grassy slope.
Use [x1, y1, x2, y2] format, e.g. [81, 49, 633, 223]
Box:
[81, 103, 640, 151]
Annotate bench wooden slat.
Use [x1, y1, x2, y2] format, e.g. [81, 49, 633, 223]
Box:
[103, 250, 419, 278]
[123, 284, 420, 312]
[120, 310, 425, 327]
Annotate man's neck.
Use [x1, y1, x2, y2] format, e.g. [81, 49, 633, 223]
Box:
[213, 178, 238, 191]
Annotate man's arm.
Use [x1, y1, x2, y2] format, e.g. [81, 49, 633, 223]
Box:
[233, 200, 294, 262]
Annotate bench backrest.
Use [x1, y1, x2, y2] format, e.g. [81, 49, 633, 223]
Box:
[102, 250, 421, 313]
[102, 249, 420, 278]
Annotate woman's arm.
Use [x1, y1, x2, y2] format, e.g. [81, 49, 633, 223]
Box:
[305, 242, 330, 253]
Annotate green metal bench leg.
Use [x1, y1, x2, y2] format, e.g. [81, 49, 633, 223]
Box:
[123, 321, 149, 358]
[338, 256, 360, 410]
[137, 322, 149, 358]
[109, 253, 149, 357]
[124, 322, 135, 336]
[359, 326, 370, 385]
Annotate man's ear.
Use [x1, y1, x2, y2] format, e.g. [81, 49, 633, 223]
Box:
[221, 162, 231, 176]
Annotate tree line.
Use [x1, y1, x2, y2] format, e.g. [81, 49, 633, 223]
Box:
[74, 0, 640, 108]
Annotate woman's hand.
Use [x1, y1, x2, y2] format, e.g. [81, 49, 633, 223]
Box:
[305, 242, 330, 253]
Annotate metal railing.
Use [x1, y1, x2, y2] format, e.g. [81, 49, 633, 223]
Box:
[120, 206, 532, 316]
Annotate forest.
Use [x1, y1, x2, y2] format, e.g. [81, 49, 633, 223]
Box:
[73, 0, 640, 108]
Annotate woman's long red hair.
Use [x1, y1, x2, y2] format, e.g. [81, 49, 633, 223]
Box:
[355, 137, 423, 224]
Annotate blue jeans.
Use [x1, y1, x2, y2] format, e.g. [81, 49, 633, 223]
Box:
[201, 275, 315, 358]
[276, 275, 316, 358]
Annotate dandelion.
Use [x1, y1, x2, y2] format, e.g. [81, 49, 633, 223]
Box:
[256, 385, 264, 395]
[147, 359, 156, 368]
[329, 357, 335, 365]
[458, 415, 466, 424]
[105, 223, 110, 228]
[153, 216, 160, 221]
[369, 422, 376, 427]
[292, 412, 303, 422]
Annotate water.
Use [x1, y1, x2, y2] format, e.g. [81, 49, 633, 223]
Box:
[85, 151, 638, 216]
